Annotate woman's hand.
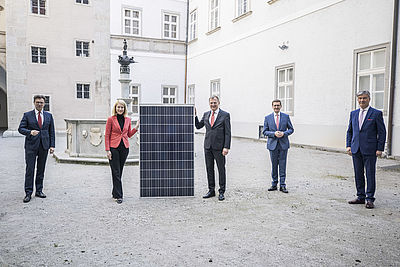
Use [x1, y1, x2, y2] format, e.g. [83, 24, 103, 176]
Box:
[135, 120, 140, 130]
[106, 151, 112, 160]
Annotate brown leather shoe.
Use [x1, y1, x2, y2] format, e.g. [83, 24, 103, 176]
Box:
[365, 201, 374, 209]
[348, 198, 365, 204]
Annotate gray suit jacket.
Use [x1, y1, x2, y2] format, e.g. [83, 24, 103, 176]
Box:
[195, 109, 231, 150]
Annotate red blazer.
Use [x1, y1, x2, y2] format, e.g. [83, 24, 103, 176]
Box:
[105, 116, 137, 151]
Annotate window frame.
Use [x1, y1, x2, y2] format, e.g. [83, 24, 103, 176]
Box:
[75, 40, 90, 58]
[210, 79, 221, 98]
[30, 0, 48, 16]
[209, 0, 220, 31]
[76, 83, 91, 100]
[353, 43, 390, 115]
[189, 9, 198, 42]
[236, 0, 249, 17]
[75, 0, 90, 5]
[187, 84, 195, 104]
[162, 12, 179, 40]
[122, 7, 142, 36]
[162, 85, 178, 104]
[30, 45, 47, 64]
[129, 84, 140, 115]
[275, 63, 295, 116]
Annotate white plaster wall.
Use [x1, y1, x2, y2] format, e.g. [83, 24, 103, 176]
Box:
[188, 0, 396, 152]
[110, 0, 187, 41]
[6, 0, 110, 132]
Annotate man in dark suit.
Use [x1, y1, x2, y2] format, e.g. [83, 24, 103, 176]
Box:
[263, 99, 294, 193]
[346, 90, 386, 209]
[18, 95, 55, 203]
[195, 95, 231, 201]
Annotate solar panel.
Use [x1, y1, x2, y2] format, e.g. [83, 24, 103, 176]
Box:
[139, 105, 194, 197]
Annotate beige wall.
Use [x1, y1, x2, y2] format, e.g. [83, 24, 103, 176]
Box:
[6, 0, 110, 134]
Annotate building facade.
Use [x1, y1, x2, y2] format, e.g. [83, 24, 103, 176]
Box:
[4, 0, 110, 135]
[0, 0, 6, 129]
[110, 0, 187, 121]
[187, 0, 400, 157]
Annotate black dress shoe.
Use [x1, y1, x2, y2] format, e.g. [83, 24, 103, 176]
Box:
[23, 195, 31, 203]
[218, 193, 225, 201]
[203, 191, 216, 198]
[348, 198, 365, 204]
[35, 192, 47, 198]
[116, 198, 123, 204]
[280, 186, 288, 193]
[268, 186, 278, 191]
[365, 201, 374, 209]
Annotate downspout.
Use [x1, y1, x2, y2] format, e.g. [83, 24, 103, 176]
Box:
[387, 0, 399, 156]
[184, 0, 189, 103]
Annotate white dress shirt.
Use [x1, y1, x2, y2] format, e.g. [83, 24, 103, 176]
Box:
[274, 112, 281, 128]
[359, 105, 370, 129]
[209, 108, 219, 125]
[35, 109, 44, 125]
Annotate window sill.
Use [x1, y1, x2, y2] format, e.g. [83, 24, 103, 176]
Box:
[188, 38, 198, 44]
[206, 26, 221, 36]
[232, 11, 252, 23]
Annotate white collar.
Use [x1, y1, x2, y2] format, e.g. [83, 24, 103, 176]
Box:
[35, 109, 43, 115]
[211, 108, 220, 114]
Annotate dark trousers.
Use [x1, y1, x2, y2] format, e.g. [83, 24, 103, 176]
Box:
[109, 142, 129, 199]
[351, 150, 377, 202]
[269, 143, 288, 187]
[204, 148, 226, 193]
[25, 145, 48, 195]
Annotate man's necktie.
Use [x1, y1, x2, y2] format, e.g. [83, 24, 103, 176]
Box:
[359, 109, 365, 130]
[38, 111, 42, 128]
[211, 111, 215, 127]
[276, 114, 279, 129]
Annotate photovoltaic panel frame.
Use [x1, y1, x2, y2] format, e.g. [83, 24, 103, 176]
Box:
[139, 105, 194, 197]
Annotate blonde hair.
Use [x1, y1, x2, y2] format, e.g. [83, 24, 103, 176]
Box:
[112, 99, 128, 117]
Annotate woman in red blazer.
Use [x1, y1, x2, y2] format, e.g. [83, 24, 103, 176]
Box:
[105, 100, 139, 204]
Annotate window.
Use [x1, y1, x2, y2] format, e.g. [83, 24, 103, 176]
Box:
[76, 0, 89, 4]
[162, 86, 177, 104]
[355, 46, 388, 111]
[189, 10, 197, 41]
[43, 96, 50, 111]
[187, 85, 195, 104]
[237, 0, 248, 17]
[123, 8, 141, 36]
[76, 83, 90, 99]
[129, 85, 140, 115]
[31, 0, 46, 15]
[163, 13, 179, 39]
[76, 41, 90, 57]
[276, 65, 294, 114]
[31, 46, 47, 64]
[210, 80, 220, 98]
[209, 0, 220, 30]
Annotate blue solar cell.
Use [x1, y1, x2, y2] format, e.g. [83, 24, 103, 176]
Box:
[139, 105, 194, 197]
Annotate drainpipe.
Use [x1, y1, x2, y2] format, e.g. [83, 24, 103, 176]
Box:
[184, 0, 189, 103]
[387, 0, 399, 156]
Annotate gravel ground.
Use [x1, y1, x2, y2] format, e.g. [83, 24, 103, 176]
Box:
[0, 134, 399, 266]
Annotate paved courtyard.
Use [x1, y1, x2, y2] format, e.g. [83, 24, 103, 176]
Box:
[0, 133, 399, 266]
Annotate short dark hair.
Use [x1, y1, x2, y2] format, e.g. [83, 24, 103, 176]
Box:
[356, 90, 370, 98]
[272, 99, 281, 105]
[33, 95, 46, 102]
[209, 95, 220, 102]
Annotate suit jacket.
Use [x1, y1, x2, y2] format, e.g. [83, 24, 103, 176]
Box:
[346, 107, 386, 155]
[105, 116, 137, 151]
[195, 109, 231, 150]
[263, 112, 294, 150]
[18, 110, 55, 150]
